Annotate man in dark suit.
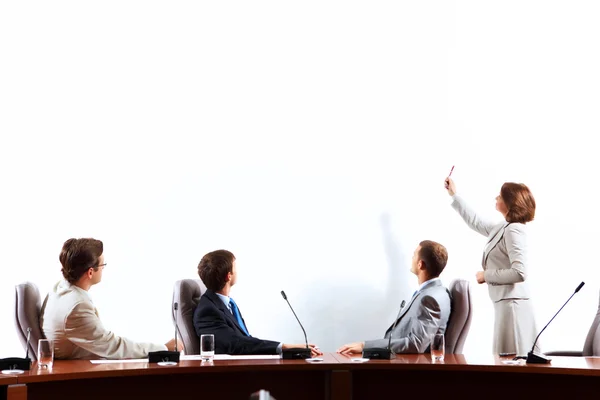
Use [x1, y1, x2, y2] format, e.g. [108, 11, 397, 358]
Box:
[193, 249, 321, 355]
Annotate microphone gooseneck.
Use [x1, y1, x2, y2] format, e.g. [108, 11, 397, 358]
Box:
[174, 302, 179, 352]
[280, 291, 309, 349]
[387, 300, 406, 351]
[526, 281, 585, 364]
[25, 327, 31, 359]
[530, 281, 585, 354]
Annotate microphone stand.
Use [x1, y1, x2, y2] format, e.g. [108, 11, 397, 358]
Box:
[280, 291, 311, 360]
[148, 302, 181, 364]
[363, 300, 406, 360]
[0, 327, 32, 372]
[526, 282, 585, 364]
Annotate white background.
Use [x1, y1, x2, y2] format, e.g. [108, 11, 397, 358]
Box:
[1, 1, 599, 358]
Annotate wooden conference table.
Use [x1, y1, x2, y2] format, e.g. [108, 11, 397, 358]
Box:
[3, 352, 600, 400]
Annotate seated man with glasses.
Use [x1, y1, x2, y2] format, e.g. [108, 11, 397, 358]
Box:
[40, 238, 180, 359]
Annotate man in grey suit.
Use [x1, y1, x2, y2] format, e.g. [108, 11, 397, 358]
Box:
[337, 240, 451, 355]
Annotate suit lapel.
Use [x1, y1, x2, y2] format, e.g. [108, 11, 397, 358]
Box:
[205, 291, 248, 336]
[385, 281, 442, 335]
[482, 223, 508, 267]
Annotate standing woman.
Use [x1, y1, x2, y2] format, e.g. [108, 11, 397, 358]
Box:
[444, 177, 538, 356]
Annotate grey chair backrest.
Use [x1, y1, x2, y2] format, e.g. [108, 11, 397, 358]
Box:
[582, 289, 600, 356]
[444, 279, 473, 354]
[172, 279, 206, 355]
[14, 282, 45, 360]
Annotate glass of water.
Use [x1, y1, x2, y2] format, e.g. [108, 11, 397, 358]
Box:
[200, 334, 215, 362]
[38, 339, 54, 369]
[431, 333, 445, 362]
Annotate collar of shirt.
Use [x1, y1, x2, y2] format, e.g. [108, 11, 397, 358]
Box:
[215, 292, 232, 313]
[59, 279, 93, 303]
[417, 277, 441, 293]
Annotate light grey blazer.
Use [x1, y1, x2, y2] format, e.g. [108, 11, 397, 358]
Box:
[451, 194, 530, 302]
[40, 280, 166, 359]
[364, 279, 451, 354]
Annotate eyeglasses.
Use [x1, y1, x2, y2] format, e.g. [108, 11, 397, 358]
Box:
[93, 263, 107, 271]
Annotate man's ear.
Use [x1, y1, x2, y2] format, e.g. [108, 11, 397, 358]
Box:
[226, 271, 233, 283]
[418, 260, 427, 271]
[86, 268, 94, 279]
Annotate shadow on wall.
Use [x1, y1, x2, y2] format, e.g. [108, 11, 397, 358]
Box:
[301, 213, 413, 352]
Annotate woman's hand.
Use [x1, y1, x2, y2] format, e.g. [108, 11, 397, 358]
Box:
[337, 342, 365, 355]
[444, 177, 456, 196]
[476, 271, 486, 284]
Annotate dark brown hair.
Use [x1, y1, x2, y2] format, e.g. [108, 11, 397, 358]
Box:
[197, 250, 236, 291]
[59, 238, 104, 284]
[501, 182, 536, 223]
[418, 240, 448, 278]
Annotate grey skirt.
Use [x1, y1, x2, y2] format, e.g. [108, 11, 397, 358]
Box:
[493, 298, 538, 356]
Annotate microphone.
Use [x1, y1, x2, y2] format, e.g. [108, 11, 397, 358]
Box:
[25, 328, 31, 360]
[280, 290, 311, 359]
[387, 300, 406, 351]
[148, 302, 181, 365]
[174, 302, 179, 352]
[363, 300, 406, 360]
[526, 281, 585, 364]
[0, 327, 32, 372]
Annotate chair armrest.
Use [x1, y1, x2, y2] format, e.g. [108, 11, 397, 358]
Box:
[544, 350, 583, 357]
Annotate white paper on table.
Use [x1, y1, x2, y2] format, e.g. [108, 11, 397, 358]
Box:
[90, 354, 281, 364]
[181, 354, 281, 361]
[90, 359, 147, 364]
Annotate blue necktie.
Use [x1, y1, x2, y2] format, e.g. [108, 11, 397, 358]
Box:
[229, 298, 250, 336]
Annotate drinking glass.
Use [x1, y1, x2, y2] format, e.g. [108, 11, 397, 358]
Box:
[38, 339, 54, 369]
[201, 334, 215, 361]
[431, 334, 445, 362]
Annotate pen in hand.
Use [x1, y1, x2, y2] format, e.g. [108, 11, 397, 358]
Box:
[445, 165, 454, 189]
